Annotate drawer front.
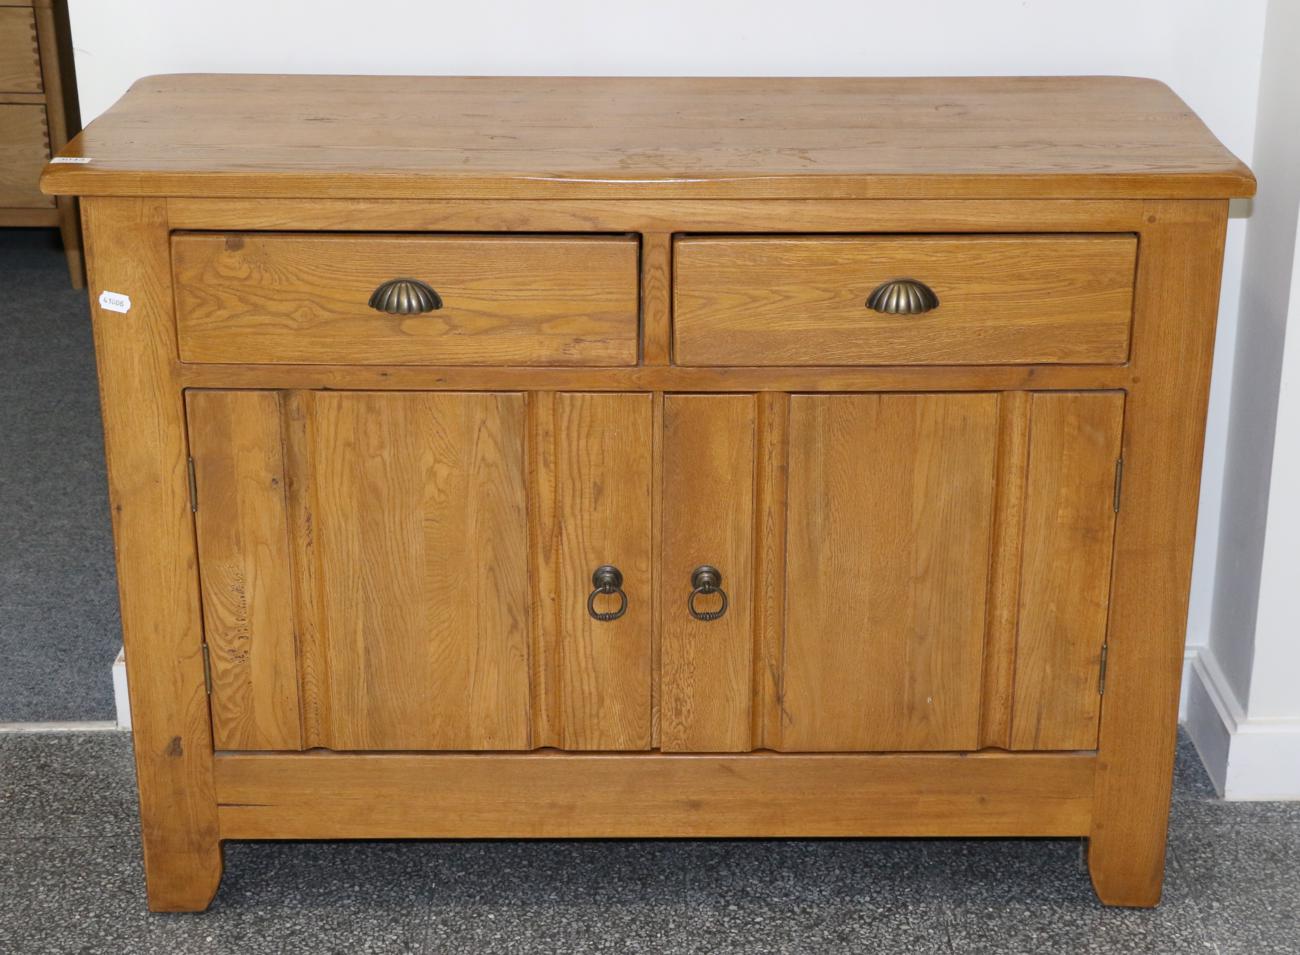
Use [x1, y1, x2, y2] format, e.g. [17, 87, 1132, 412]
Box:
[0, 104, 52, 208]
[173, 233, 640, 366]
[674, 234, 1136, 366]
[0, 7, 41, 94]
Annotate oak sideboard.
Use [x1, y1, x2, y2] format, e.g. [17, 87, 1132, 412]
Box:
[42, 74, 1254, 911]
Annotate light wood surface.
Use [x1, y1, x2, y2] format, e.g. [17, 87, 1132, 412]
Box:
[1011, 392, 1125, 751]
[0, 104, 52, 207]
[675, 235, 1136, 366]
[57, 76, 1244, 911]
[187, 391, 302, 751]
[172, 232, 639, 366]
[43, 75, 1253, 200]
[213, 751, 1096, 840]
[660, 394, 757, 752]
[82, 198, 221, 911]
[0, 7, 40, 93]
[309, 392, 532, 750]
[781, 394, 999, 751]
[554, 393, 654, 750]
[1089, 200, 1230, 906]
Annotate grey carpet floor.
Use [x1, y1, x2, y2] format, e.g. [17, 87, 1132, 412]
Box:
[0, 729, 1297, 954]
[0, 228, 118, 721]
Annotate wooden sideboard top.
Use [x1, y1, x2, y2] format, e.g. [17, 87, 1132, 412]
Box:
[42, 74, 1254, 201]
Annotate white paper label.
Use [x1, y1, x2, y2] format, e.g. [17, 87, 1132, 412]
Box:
[98, 291, 131, 314]
[50, 156, 93, 164]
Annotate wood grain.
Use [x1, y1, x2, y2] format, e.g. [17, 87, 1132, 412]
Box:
[978, 391, 1031, 749]
[43, 75, 1253, 200]
[214, 751, 1096, 839]
[675, 235, 1136, 366]
[660, 394, 757, 752]
[171, 232, 638, 366]
[554, 393, 654, 750]
[0, 7, 40, 93]
[186, 391, 302, 751]
[310, 392, 533, 751]
[781, 394, 999, 751]
[81, 197, 221, 911]
[1089, 201, 1229, 906]
[175, 363, 1136, 395]
[1011, 392, 1125, 751]
[0, 104, 52, 207]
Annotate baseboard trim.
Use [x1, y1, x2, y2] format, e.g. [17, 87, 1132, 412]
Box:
[1183, 644, 1300, 800]
[112, 646, 132, 729]
[0, 721, 121, 733]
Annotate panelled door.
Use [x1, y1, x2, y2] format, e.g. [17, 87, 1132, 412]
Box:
[186, 389, 653, 752]
[658, 390, 1125, 754]
[772, 391, 1126, 753]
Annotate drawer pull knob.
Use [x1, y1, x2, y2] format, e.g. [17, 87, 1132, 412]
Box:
[368, 278, 444, 315]
[688, 565, 729, 622]
[587, 564, 628, 622]
[866, 278, 939, 315]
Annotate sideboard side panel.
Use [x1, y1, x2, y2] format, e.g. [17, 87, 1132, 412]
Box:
[1089, 199, 1229, 906]
[81, 197, 222, 912]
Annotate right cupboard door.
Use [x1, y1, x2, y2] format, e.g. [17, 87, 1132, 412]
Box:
[774, 391, 1124, 753]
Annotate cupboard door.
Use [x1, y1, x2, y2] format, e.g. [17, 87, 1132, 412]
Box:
[187, 391, 303, 751]
[310, 392, 532, 750]
[660, 394, 757, 752]
[780, 394, 1000, 751]
[190, 390, 534, 751]
[1010, 392, 1124, 750]
[554, 393, 654, 750]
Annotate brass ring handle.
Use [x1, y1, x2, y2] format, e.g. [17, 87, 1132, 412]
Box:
[368, 277, 443, 314]
[587, 564, 628, 622]
[866, 278, 939, 315]
[687, 565, 728, 622]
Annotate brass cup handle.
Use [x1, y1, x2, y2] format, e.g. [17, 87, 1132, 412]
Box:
[368, 277, 443, 314]
[866, 278, 939, 315]
[587, 565, 628, 622]
[687, 565, 728, 622]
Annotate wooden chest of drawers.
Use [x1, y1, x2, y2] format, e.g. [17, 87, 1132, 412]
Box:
[42, 74, 1254, 912]
[0, 0, 80, 283]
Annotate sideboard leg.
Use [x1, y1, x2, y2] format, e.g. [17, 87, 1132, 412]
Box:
[1087, 200, 1230, 908]
[82, 197, 224, 913]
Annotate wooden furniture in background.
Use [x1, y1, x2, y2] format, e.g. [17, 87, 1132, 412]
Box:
[43, 74, 1254, 912]
[0, 0, 80, 285]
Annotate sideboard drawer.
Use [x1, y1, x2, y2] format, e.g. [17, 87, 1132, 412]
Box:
[172, 232, 640, 366]
[673, 234, 1136, 366]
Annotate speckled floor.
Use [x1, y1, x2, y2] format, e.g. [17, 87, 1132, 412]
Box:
[0, 730, 1297, 954]
[0, 229, 118, 722]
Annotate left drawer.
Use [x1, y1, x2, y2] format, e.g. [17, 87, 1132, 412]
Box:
[0, 7, 42, 94]
[172, 232, 641, 366]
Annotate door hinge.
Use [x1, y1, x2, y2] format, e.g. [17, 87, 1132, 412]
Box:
[1098, 643, 1109, 696]
[201, 642, 212, 696]
[186, 456, 198, 513]
[1113, 457, 1124, 512]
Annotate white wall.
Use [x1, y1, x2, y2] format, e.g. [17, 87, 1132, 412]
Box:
[67, 0, 1268, 661]
[1183, 0, 1300, 800]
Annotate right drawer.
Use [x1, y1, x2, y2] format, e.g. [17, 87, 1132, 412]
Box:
[673, 234, 1137, 366]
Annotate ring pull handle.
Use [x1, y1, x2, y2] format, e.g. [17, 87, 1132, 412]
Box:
[368, 277, 443, 314]
[866, 278, 939, 315]
[687, 565, 729, 622]
[587, 564, 628, 622]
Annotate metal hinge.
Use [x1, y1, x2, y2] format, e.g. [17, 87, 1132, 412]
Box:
[1098, 643, 1109, 696]
[186, 456, 198, 513]
[1113, 457, 1124, 512]
[201, 642, 212, 696]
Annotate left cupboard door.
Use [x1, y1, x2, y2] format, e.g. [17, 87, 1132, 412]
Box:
[186, 390, 534, 751]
